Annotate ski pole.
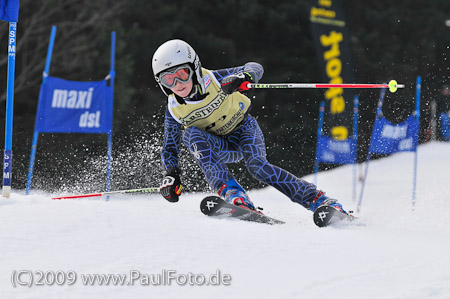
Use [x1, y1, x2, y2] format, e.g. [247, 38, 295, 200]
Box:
[246, 79, 404, 93]
[52, 187, 159, 200]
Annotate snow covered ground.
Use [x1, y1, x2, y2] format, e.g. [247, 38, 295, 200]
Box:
[1, 141, 450, 299]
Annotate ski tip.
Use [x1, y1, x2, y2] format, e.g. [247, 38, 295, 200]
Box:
[313, 205, 355, 227]
[200, 196, 223, 216]
[200, 195, 285, 225]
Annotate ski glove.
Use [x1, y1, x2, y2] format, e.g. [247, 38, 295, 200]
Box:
[221, 72, 255, 95]
[160, 167, 183, 202]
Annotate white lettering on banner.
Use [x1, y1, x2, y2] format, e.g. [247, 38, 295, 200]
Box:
[3, 161, 10, 179]
[8, 45, 15, 54]
[398, 138, 413, 151]
[52, 88, 94, 109]
[328, 140, 350, 153]
[321, 152, 335, 162]
[79, 111, 101, 128]
[9, 24, 16, 58]
[381, 124, 408, 139]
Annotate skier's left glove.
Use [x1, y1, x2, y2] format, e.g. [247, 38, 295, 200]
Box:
[160, 167, 183, 203]
[221, 72, 255, 94]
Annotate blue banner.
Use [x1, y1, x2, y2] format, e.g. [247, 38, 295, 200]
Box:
[0, 0, 19, 22]
[439, 112, 450, 141]
[369, 115, 419, 154]
[3, 149, 11, 186]
[316, 136, 356, 164]
[35, 76, 113, 133]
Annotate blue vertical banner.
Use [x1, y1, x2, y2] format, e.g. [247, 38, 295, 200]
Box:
[106, 31, 116, 193]
[352, 95, 359, 202]
[313, 101, 325, 185]
[0, 0, 19, 22]
[1, 0, 20, 197]
[439, 113, 450, 141]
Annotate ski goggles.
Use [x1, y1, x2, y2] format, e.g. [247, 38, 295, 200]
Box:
[159, 65, 194, 89]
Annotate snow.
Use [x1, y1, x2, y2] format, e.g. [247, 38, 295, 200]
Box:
[1, 141, 450, 299]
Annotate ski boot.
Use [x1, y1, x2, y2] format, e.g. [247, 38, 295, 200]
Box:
[309, 191, 348, 214]
[218, 178, 258, 212]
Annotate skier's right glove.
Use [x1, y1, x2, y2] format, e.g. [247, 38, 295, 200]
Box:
[160, 167, 183, 203]
[221, 72, 255, 94]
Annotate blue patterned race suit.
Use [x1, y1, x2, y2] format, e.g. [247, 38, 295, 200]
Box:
[161, 63, 321, 210]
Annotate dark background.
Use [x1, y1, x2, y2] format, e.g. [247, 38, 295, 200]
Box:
[0, 0, 449, 194]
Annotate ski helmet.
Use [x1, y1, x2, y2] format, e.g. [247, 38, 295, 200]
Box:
[152, 39, 204, 96]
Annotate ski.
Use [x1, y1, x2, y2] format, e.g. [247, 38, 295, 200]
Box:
[313, 204, 356, 227]
[51, 187, 159, 200]
[200, 196, 285, 225]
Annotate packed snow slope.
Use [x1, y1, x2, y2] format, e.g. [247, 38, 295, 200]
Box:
[1, 142, 450, 299]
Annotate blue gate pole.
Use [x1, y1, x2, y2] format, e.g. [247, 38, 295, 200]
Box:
[2, 22, 18, 197]
[352, 95, 359, 202]
[357, 87, 386, 212]
[106, 31, 116, 193]
[412, 76, 421, 208]
[26, 26, 57, 195]
[313, 101, 325, 185]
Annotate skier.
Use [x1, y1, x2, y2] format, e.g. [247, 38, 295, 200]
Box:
[152, 39, 348, 215]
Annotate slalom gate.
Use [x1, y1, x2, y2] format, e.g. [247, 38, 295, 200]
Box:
[314, 96, 359, 201]
[357, 76, 421, 211]
[26, 26, 116, 194]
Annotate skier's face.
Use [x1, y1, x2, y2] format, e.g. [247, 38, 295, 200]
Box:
[170, 78, 193, 98]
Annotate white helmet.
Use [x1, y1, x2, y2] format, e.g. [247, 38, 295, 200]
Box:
[152, 39, 204, 96]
